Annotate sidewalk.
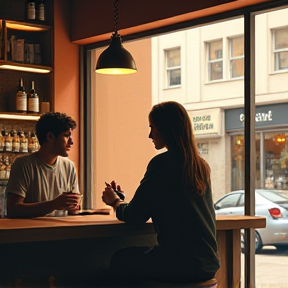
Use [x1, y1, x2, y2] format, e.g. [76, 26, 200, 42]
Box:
[240, 246, 288, 288]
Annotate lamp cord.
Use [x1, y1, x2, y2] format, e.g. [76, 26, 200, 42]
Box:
[113, 0, 119, 36]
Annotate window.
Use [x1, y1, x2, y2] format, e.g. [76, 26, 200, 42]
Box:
[229, 36, 244, 78]
[273, 27, 288, 71]
[207, 40, 223, 81]
[165, 48, 181, 87]
[215, 193, 241, 209]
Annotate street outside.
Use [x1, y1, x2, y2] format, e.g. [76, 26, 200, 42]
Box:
[240, 246, 288, 288]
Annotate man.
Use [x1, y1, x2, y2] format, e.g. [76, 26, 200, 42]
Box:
[6, 112, 81, 218]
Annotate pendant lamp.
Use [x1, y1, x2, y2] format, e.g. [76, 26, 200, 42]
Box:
[95, 0, 137, 75]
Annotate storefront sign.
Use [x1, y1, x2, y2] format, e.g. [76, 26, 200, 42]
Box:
[225, 103, 288, 131]
[188, 108, 222, 137]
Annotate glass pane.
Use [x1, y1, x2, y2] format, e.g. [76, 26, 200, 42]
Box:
[275, 51, 288, 70]
[275, 27, 288, 50]
[166, 49, 180, 67]
[216, 193, 241, 208]
[209, 61, 223, 80]
[231, 135, 245, 191]
[90, 6, 288, 288]
[230, 58, 244, 77]
[168, 68, 181, 86]
[255, 8, 288, 288]
[230, 36, 244, 57]
[209, 40, 222, 60]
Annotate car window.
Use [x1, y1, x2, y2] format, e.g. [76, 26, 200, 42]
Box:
[238, 194, 244, 206]
[257, 190, 288, 203]
[216, 193, 241, 209]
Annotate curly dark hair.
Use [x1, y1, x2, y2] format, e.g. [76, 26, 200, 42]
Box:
[36, 112, 76, 145]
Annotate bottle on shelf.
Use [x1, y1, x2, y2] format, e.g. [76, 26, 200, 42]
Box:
[12, 130, 20, 153]
[28, 132, 36, 153]
[0, 157, 5, 179]
[4, 132, 12, 152]
[0, 131, 4, 152]
[20, 132, 28, 153]
[37, 0, 45, 21]
[27, 81, 39, 113]
[16, 79, 27, 113]
[27, 0, 36, 20]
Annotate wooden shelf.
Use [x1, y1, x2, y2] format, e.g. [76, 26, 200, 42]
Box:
[5, 20, 51, 32]
[0, 60, 52, 73]
[0, 112, 40, 121]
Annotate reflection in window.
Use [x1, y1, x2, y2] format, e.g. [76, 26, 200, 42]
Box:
[165, 48, 181, 87]
[207, 40, 223, 81]
[273, 27, 288, 71]
[229, 36, 244, 78]
[231, 132, 288, 191]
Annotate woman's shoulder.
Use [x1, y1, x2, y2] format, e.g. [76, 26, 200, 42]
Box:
[148, 151, 179, 168]
[149, 151, 169, 163]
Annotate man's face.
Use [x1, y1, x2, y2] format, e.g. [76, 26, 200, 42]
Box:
[54, 128, 74, 157]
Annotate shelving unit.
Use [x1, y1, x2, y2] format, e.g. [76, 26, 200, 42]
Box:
[0, 0, 54, 114]
[0, 0, 53, 181]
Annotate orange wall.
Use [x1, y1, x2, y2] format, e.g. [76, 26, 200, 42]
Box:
[54, 0, 80, 173]
[92, 38, 156, 208]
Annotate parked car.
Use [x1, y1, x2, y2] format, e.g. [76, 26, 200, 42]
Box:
[214, 189, 288, 253]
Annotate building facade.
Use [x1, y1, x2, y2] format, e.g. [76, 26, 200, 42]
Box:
[152, 9, 288, 201]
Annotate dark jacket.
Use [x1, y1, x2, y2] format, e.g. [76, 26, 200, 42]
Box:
[116, 151, 220, 278]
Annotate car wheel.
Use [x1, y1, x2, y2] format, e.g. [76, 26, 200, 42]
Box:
[255, 231, 262, 253]
[241, 231, 262, 254]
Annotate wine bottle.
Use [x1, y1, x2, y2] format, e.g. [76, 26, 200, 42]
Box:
[27, 81, 39, 113]
[27, 0, 36, 20]
[37, 0, 45, 21]
[16, 79, 27, 113]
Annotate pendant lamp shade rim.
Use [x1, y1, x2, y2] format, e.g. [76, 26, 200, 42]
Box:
[95, 35, 137, 75]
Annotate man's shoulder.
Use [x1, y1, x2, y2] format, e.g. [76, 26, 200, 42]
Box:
[57, 156, 75, 168]
[13, 153, 37, 166]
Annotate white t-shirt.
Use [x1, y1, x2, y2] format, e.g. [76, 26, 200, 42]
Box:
[6, 153, 80, 203]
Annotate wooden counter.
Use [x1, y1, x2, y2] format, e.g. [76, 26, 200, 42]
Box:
[0, 215, 266, 287]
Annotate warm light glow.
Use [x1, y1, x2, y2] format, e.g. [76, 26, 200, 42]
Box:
[6, 22, 48, 31]
[96, 68, 137, 75]
[0, 114, 40, 121]
[275, 135, 286, 143]
[0, 64, 50, 74]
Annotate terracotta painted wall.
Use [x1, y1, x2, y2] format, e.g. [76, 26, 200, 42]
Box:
[53, 0, 80, 173]
[92, 38, 156, 208]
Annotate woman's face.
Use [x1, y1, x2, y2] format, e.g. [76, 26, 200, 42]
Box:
[149, 121, 166, 150]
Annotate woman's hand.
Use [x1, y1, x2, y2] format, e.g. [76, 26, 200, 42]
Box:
[102, 186, 120, 206]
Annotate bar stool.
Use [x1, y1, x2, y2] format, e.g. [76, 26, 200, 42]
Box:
[146, 277, 218, 288]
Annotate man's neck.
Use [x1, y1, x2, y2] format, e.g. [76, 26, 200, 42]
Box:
[36, 148, 58, 166]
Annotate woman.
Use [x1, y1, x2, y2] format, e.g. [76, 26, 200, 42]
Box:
[102, 101, 220, 284]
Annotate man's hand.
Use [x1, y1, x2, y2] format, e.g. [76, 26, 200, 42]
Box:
[53, 192, 82, 211]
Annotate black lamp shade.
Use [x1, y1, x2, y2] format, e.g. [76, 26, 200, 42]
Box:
[95, 35, 137, 75]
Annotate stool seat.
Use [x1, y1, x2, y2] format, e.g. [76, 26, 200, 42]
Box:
[191, 278, 218, 288]
[146, 277, 217, 288]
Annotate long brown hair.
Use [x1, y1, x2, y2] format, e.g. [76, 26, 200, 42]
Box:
[149, 101, 210, 195]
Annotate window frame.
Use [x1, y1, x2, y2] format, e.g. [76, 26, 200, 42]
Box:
[207, 39, 223, 82]
[272, 26, 288, 72]
[82, 2, 288, 287]
[229, 35, 245, 79]
[165, 47, 181, 88]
